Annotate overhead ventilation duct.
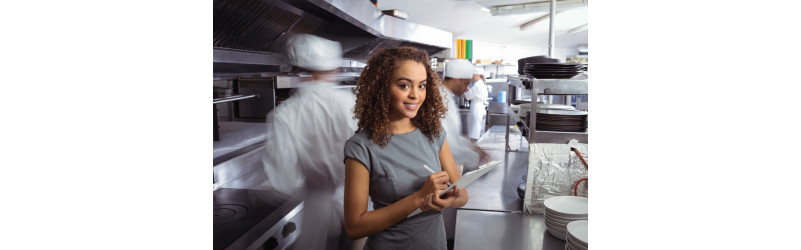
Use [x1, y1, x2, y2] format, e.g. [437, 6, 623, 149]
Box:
[213, 0, 325, 54]
[213, 0, 453, 73]
[343, 37, 402, 59]
[294, 0, 452, 54]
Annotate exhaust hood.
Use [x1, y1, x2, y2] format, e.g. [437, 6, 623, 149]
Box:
[213, 0, 453, 72]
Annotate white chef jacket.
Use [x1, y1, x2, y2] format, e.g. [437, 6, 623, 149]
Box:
[463, 79, 488, 139]
[261, 80, 357, 196]
[439, 86, 481, 168]
[260, 80, 358, 249]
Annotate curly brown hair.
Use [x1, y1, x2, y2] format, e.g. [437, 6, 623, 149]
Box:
[353, 47, 447, 147]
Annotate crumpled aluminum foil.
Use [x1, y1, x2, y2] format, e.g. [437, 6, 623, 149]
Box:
[524, 144, 588, 214]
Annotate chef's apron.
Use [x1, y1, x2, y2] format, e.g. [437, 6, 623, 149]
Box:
[467, 101, 485, 140]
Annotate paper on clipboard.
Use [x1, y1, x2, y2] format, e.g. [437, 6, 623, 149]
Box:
[407, 160, 502, 218]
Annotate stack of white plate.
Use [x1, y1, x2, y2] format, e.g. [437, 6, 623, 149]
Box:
[565, 220, 588, 250]
[543, 196, 587, 241]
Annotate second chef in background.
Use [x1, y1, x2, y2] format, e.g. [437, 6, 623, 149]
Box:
[464, 67, 489, 142]
[440, 59, 489, 171]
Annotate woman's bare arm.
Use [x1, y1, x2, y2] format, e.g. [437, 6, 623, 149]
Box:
[422, 139, 469, 210]
[343, 157, 449, 239]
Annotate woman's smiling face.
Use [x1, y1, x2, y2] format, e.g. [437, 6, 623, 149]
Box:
[388, 60, 428, 121]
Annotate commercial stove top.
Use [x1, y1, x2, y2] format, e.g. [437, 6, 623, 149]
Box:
[214, 188, 303, 250]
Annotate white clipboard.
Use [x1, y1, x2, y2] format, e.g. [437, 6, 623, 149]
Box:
[407, 160, 502, 218]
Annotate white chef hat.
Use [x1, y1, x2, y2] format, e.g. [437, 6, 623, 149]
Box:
[473, 67, 485, 75]
[444, 59, 474, 79]
[286, 34, 343, 72]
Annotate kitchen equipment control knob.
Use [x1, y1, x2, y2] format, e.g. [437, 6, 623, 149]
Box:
[263, 237, 278, 250]
[282, 222, 297, 238]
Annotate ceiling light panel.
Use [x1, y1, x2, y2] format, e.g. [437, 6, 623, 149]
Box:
[490, 0, 587, 16]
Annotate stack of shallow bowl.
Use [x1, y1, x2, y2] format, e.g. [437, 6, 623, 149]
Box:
[543, 196, 588, 241]
[565, 220, 588, 250]
[535, 110, 588, 132]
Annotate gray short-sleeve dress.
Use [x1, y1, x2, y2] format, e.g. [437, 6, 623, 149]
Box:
[344, 128, 447, 250]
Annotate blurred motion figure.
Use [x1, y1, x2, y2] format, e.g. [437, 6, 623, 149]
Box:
[440, 59, 489, 171]
[259, 33, 356, 250]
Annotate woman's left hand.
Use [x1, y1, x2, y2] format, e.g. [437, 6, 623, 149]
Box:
[421, 185, 466, 211]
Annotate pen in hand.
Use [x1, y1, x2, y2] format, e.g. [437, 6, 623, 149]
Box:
[423, 164, 452, 193]
[408, 165, 456, 217]
[422, 164, 450, 183]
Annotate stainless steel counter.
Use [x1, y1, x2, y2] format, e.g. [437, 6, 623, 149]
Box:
[453, 210, 565, 250]
[476, 125, 529, 152]
[458, 124, 530, 212]
[213, 121, 266, 159]
[460, 149, 528, 212]
[453, 126, 565, 250]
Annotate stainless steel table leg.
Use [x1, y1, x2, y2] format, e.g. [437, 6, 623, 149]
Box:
[227, 102, 234, 122]
[214, 104, 220, 141]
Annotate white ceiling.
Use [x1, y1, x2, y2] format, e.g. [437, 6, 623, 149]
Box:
[376, 0, 588, 49]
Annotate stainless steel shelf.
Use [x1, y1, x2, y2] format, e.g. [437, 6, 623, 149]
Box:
[534, 79, 587, 95]
[528, 130, 587, 144]
[214, 94, 259, 141]
[500, 77, 590, 149]
[213, 94, 258, 104]
[508, 77, 588, 95]
[527, 78, 588, 144]
[507, 110, 530, 133]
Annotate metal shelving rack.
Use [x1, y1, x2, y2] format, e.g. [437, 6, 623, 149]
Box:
[499, 77, 532, 152]
[530, 78, 588, 144]
[503, 77, 588, 146]
[477, 63, 516, 78]
[213, 94, 258, 141]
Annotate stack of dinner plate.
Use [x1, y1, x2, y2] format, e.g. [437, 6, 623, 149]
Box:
[524, 63, 587, 79]
[565, 220, 588, 250]
[518, 56, 559, 75]
[543, 196, 588, 241]
[535, 110, 588, 132]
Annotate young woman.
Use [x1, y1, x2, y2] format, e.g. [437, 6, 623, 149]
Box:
[343, 47, 468, 249]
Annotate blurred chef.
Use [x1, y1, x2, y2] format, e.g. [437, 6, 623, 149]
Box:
[259, 33, 357, 250]
[463, 67, 488, 142]
[440, 59, 489, 171]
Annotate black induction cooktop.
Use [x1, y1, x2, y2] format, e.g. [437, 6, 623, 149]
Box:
[213, 188, 299, 250]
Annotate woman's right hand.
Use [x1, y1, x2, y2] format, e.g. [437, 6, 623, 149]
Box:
[415, 171, 450, 210]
